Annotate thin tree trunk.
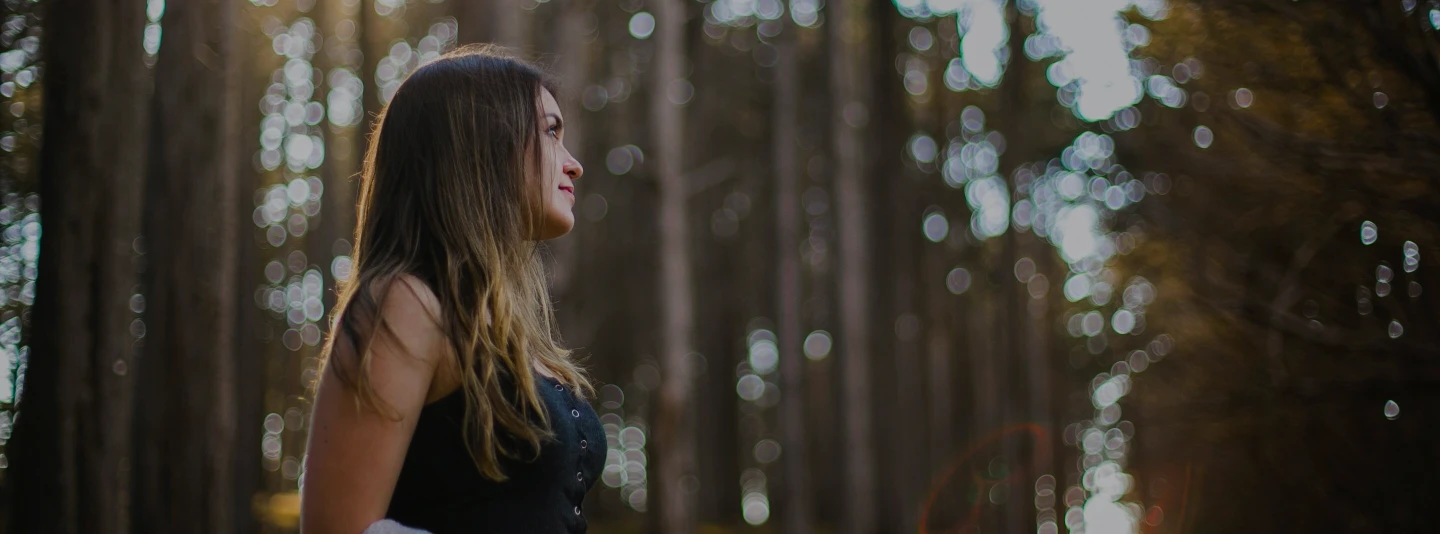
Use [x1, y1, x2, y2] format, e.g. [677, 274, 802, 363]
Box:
[359, 0, 387, 160]
[808, 337, 840, 524]
[133, 0, 243, 531]
[773, 17, 811, 534]
[996, 158, 1028, 523]
[458, 0, 527, 49]
[455, 0, 489, 45]
[313, 0, 355, 307]
[650, 0, 696, 531]
[494, 0, 528, 51]
[888, 240, 923, 534]
[829, 0, 877, 531]
[865, 5, 922, 531]
[998, 3, 1034, 530]
[7, 0, 150, 532]
[925, 243, 953, 477]
[227, 4, 265, 530]
[1025, 247, 1054, 483]
[547, 0, 592, 297]
[231, 56, 263, 534]
[967, 288, 999, 533]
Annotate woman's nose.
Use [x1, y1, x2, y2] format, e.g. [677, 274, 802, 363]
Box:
[563, 153, 583, 181]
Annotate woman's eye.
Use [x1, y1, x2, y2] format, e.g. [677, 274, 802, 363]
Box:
[547, 125, 560, 139]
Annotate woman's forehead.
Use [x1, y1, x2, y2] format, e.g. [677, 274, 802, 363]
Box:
[539, 89, 561, 115]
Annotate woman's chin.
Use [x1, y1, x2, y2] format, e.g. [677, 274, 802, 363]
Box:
[537, 213, 575, 240]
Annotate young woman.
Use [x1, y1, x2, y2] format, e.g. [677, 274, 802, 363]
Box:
[300, 46, 603, 534]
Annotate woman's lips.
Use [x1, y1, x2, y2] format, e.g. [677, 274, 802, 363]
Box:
[559, 185, 575, 202]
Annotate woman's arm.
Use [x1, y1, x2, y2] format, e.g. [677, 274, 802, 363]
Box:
[301, 275, 447, 534]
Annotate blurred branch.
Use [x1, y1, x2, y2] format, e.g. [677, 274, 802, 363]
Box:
[1211, 109, 1440, 219]
[1361, 0, 1440, 129]
[1206, 286, 1440, 357]
[1266, 221, 1339, 386]
[1218, 107, 1440, 177]
[1215, 0, 1440, 131]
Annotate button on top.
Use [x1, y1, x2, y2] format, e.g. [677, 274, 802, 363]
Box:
[571, 409, 580, 418]
[555, 383, 563, 391]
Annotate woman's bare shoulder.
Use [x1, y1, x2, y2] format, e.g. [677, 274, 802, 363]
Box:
[302, 277, 450, 534]
[387, 273, 443, 323]
[350, 273, 447, 371]
[386, 274, 465, 400]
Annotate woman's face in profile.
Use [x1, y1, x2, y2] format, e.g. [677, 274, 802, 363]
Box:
[531, 88, 583, 241]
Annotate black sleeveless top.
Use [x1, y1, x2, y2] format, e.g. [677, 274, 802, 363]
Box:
[385, 373, 606, 533]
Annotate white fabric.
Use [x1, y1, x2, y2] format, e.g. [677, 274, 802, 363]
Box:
[362, 519, 433, 534]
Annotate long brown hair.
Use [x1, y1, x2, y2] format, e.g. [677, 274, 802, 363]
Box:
[318, 44, 591, 481]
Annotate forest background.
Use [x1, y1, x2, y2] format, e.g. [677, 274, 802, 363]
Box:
[0, 0, 1438, 533]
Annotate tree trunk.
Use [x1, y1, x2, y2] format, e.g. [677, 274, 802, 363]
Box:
[925, 245, 954, 477]
[6, 1, 150, 532]
[829, 0, 877, 531]
[546, 0, 593, 297]
[650, 0, 696, 532]
[132, 0, 243, 531]
[998, 4, 1038, 531]
[359, 0, 387, 158]
[231, 69, 264, 534]
[1024, 248, 1054, 482]
[996, 4, 1054, 532]
[864, 5, 923, 532]
[458, 0, 528, 49]
[773, 17, 811, 534]
[313, 0, 356, 312]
